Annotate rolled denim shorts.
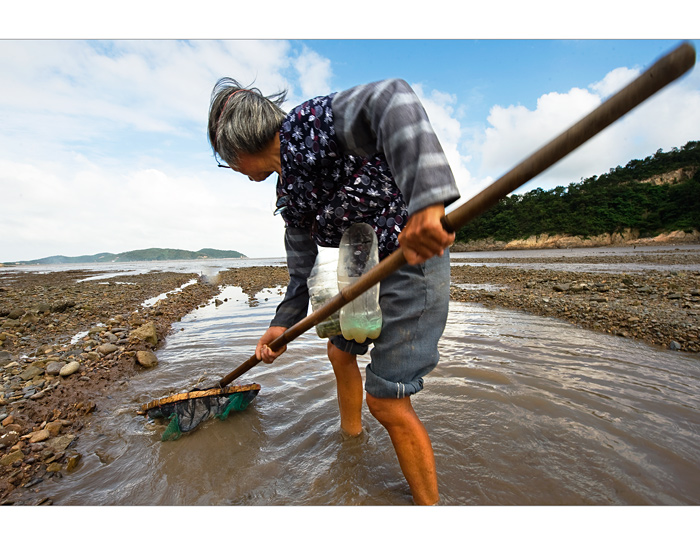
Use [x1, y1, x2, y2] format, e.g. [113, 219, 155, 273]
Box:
[330, 249, 451, 399]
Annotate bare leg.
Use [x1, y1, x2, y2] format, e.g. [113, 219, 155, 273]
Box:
[366, 392, 439, 505]
[327, 340, 364, 436]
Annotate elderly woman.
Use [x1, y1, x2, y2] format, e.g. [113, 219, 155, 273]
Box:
[208, 78, 460, 505]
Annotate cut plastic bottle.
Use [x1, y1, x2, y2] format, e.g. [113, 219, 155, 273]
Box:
[337, 223, 382, 343]
[307, 247, 342, 338]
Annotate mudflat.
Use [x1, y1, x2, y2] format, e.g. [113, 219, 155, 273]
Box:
[2, 250, 699, 503]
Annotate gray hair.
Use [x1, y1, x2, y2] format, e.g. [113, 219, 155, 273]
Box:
[208, 78, 287, 169]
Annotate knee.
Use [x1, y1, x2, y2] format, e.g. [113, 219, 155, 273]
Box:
[327, 340, 356, 368]
[366, 392, 410, 427]
[365, 394, 385, 421]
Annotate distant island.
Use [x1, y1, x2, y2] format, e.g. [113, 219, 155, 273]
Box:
[2, 247, 247, 266]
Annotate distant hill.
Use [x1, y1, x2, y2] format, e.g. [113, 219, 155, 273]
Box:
[3, 247, 247, 266]
[455, 140, 700, 246]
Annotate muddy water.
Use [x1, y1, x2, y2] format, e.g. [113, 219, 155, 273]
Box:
[34, 279, 700, 505]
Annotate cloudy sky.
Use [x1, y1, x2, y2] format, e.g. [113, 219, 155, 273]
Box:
[1, 4, 699, 262]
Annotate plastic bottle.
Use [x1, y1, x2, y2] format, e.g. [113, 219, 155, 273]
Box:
[307, 246, 342, 338]
[337, 223, 382, 343]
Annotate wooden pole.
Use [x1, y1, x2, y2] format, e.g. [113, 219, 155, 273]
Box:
[218, 41, 696, 388]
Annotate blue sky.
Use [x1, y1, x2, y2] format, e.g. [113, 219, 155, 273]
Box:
[1, 5, 699, 262]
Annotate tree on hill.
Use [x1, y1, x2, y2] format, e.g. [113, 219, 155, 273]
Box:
[455, 141, 700, 244]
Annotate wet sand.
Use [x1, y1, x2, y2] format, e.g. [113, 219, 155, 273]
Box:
[2, 252, 699, 503]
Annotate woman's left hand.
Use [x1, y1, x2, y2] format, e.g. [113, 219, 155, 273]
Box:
[398, 204, 455, 265]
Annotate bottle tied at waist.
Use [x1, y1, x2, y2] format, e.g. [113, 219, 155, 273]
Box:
[337, 223, 382, 343]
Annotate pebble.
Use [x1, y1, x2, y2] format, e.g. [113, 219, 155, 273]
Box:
[0, 431, 20, 449]
[59, 361, 81, 377]
[136, 350, 158, 368]
[45, 361, 64, 376]
[65, 453, 82, 471]
[0, 449, 23, 467]
[44, 434, 75, 455]
[19, 366, 44, 381]
[26, 429, 50, 443]
[130, 322, 158, 347]
[96, 343, 118, 355]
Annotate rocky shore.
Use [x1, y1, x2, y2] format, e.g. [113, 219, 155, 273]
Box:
[450, 247, 700, 352]
[0, 266, 287, 503]
[2, 251, 699, 503]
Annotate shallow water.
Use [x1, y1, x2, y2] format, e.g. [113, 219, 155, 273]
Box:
[33, 282, 700, 505]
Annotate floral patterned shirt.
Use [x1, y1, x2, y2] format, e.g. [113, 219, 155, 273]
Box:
[276, 93, 407, 259]
[270, 79, 460, 329]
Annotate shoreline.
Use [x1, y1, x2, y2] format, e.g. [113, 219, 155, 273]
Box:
[2, 252, 700, 503]
[0, 266, 288, 503]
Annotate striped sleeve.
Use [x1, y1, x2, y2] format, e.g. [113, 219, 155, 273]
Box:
[270, 226, 318, 328]
[331, 79, 460, 215]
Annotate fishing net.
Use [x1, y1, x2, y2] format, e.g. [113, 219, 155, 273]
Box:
[139, 383, 261, 441]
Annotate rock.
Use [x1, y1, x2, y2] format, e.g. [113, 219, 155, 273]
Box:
[215, 299, 223, 306]
[83, 352, 100, 362]
[50, 300, 76, 313]
[0, 449, 23, 466]
[130, 322, 158, 346]
[59, 361, 81, 377]
[26, 429, 50, 443]
[7, 309, 25, 320]
[0, 351, 12, 364]
[3, 423, 22, 434]
[0, 430, 20, 449]
[669, 341, 682, 350]
[1, 415, 14, 426]
[45, 361, 64, 376]
[44, 434, 75, 455]
[96, 343, 118, 355]
[19, 366, 44, 381]
[553, 283, 571, 292]
[65, 452, 82, 471]
[45, 421, 63, 436]
[46, 462, 63, 473]
[136, 350, 158, 368]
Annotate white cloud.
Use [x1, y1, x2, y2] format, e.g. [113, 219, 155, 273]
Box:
[411, 84, 478, 206]
[476, 64, 700, 196]
[293, 46, 333, 98]
[0, 40, 315, 262]
[3, 39, 698, 263]
[590, 66, 639, 98]
[0, 156, 285, 261]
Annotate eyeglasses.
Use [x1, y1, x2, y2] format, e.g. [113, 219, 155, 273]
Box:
[216, 157, 232, 169]
[274, 195, 289, 216]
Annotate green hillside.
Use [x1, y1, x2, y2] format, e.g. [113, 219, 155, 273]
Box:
[4, 248, 246, 266]
[455, 141, 700, 244]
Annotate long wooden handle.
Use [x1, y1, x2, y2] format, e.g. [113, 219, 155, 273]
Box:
[219, 41, 696, 388]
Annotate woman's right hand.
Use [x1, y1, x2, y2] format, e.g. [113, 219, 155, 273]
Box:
[255, 326, 288, 363]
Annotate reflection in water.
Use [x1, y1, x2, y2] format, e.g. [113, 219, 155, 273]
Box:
[32, 285, 700, 505]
